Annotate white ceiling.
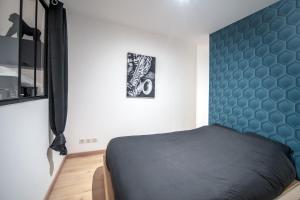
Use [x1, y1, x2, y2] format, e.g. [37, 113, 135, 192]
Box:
[63, 0, 279, 42]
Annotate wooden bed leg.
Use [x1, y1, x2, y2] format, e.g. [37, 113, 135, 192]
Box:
[103, 154, 115, 200]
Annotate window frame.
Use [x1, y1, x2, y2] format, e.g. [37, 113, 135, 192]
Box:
[0, 0, 49, 106]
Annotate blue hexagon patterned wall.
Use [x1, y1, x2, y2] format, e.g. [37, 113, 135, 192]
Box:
[209, 0, 300, 177]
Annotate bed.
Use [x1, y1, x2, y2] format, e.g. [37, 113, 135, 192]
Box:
[103, 125, 300, 200]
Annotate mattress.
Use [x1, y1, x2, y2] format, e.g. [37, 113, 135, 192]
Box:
[106, 125, 296, 200]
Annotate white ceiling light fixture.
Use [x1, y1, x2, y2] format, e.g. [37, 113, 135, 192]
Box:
[177, 0, 190, 4]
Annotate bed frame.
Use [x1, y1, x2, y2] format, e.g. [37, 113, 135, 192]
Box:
[103, 154, 115, 200]
[102, 154, 300, 200]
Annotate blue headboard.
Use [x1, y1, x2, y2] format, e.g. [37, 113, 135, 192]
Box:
[209, 0, 300, 178]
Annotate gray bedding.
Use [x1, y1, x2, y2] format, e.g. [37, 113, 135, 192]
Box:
[106, 125, 296, 200]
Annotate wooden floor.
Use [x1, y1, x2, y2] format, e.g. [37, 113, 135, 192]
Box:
[48, 153, 105, 200]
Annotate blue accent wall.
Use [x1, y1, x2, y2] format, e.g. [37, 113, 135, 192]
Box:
[209, 0, 300, 177]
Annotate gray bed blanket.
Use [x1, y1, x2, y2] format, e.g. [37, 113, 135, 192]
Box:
[106, 125, 296, 200]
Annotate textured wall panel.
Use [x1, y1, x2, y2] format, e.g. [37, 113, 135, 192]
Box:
[209, 0, 300, 177]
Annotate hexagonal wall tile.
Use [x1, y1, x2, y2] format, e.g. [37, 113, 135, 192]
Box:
[262, 77, 276, 89]
[228, 44, 238, 54]
[244, 29, 255, 40]
[263, 9, 276, 23]
[220, 113, 228, 122]
[249, 36, 262, 48]
[278, 51, 296, 65]
[220, 64, 228, 72]
[249, 98, 260, 109]
[249, 119, 260, 130]
[233, 88, 243, 98]
[270, 88, 285, 101]
[232, 106, 242, 116]
[238, 117, 248, 128]
[287, 61, 300, 76]
[255, 88, 268, 99]
[262, 122, 275, 132]
[287, 113, 300, 128]
[255, 67, 268, 78]
[228, 97, 237, 107]
[296, 103, 300, 112]
[287, 10, 300, 25]
[278, 100, 294, 113]
[229, 62, 238, 71]
[262, 99, 276, 111]
[244, 48, 255, 59]
[233, 70, 243, 80]
[243, 88, 255, 99]
[238, 40, 249, 51]
[228, 116, 237, 125]
[238, 60, 248, 70]
[209, 115, 217, 122]
[250, 14, 262, 27]
[223, 106, 232, 114]
[220, 96, 227, 104]
[270, 17, 286, 31]
[270, 111, 285, 124]
[243, 68, 255, 79]
[249, 78, 261, 89]
[270, 64, 285, 77]
[287, 87, 300, 102]
[278, 26, 296, 41]
[224, 71, 233, 79]
[296, 130, 300, 140]
[238, 79, 248, 89]
[270, 40, 286, 54]
[277, 125, 294, 137]
[223, 89, 231, 97]
[297, 24, 300, 34]
[278, 1, 295, 16]
[256, 45, 269, 57]
[220, 80, 228, 89]
[228, 80, 237, 88]
[243, 108, 255, 118]
[263, 54, 277, 66]
[233, 33, 243, 44]
[256, 23, 269, 35]
[255, 110, 268, 121]
[233, 51, 243, 61]
[263, 31, 277, 44]
[237, 98, 248, 108]
[278, 75, 295, 89]
[287, 36, 300, 51]
[297, 0, 300, 8]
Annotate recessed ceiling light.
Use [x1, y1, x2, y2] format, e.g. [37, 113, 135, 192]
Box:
[177, 0, 190, 4]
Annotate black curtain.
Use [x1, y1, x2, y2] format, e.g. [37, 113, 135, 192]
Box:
[48, 1, 68, 155]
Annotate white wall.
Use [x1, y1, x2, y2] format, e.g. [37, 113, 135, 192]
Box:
[196, 36, 210, 127]
[0, 100, 64, 200]
[66, 12, 197, 153]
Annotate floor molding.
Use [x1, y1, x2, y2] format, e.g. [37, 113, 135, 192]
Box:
[67, 149, 106, 159]
[44, 155, 67, 200]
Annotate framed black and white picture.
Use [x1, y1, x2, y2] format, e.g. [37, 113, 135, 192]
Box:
[127, 52, 156, 98]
